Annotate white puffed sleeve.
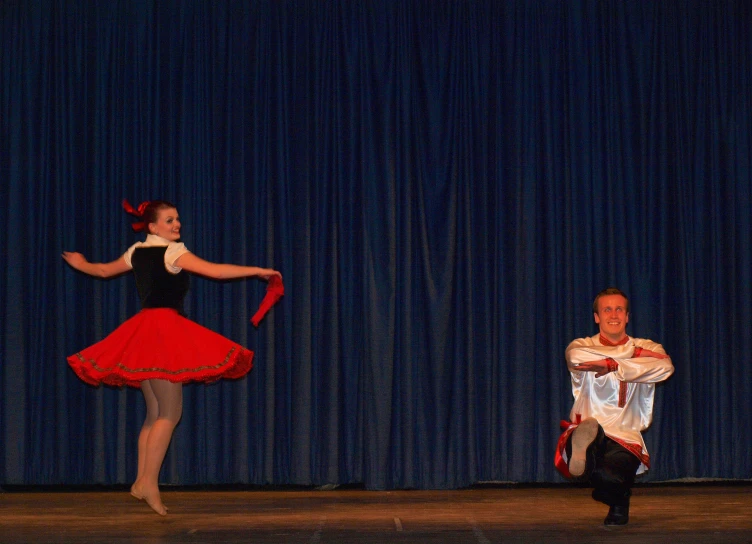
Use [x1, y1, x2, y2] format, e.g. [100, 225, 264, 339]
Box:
[122, 242, 143, 269]
[164, 242, 191, 274]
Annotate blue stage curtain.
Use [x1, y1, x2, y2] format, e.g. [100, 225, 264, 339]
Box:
[1, 0, 750, 488]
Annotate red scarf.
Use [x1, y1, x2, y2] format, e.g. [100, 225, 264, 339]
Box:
[251, 275, 284, 326]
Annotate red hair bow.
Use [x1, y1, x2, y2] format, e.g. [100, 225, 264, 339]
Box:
[122, 199, 150, 232]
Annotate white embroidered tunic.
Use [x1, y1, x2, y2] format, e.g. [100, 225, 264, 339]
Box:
[565, 334, 674, 474]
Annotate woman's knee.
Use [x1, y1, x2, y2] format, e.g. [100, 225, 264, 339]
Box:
[148, 379, 183, 424]
[157, 393, 182, 424]
[165, 402, 183, 425]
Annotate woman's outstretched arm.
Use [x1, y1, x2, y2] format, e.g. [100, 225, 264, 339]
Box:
[175, 252, 281, 281]
[62, 252, 131, 278]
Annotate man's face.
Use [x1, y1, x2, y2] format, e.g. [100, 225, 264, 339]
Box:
[594, 294, 629, 342]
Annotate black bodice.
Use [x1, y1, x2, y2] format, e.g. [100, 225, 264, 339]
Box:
[131, 247, 190, 315]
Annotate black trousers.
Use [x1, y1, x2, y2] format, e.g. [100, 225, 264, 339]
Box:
[566, 430, 641, 507]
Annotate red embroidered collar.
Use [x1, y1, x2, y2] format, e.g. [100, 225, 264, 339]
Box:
[599, 334, 629, 346]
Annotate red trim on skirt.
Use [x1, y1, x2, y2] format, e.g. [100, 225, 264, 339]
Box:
[68, 308, 254, 388]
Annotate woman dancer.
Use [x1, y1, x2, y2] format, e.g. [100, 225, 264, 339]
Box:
[63, 199, 282, 515]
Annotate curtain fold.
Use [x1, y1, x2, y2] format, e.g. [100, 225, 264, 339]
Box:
[1, 0, 751, 488]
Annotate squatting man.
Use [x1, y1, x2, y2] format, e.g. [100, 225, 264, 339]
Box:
[555, 287, 674, 526]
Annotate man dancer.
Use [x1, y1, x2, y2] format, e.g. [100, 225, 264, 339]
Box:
[555, 288, 674, 526]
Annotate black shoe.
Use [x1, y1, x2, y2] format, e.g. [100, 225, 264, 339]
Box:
[604, 504, 629, 526]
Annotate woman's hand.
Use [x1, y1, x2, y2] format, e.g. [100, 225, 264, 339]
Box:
[258, 268, 282, 281]
[61, 251, 89, 271]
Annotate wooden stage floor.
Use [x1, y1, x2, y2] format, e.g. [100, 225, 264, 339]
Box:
[1, 484, 750, 543]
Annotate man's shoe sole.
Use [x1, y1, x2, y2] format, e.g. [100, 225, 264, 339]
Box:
[569, 418, 599, 477]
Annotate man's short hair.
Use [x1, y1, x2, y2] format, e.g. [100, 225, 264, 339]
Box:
[593, 287, 630, 314]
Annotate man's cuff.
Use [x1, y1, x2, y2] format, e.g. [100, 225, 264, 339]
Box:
[606, 358, 619, 373]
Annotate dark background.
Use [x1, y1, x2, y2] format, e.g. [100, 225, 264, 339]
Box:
[1, 0, 750, 489]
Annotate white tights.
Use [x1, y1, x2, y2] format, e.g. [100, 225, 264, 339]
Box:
[131, 379, 183, 515]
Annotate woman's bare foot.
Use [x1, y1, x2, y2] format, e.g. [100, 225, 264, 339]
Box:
[130, 481, 167, 516]
[130, 482, 144, 501]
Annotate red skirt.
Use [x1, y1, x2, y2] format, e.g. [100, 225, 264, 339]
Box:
[67, 308, 254, 388]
